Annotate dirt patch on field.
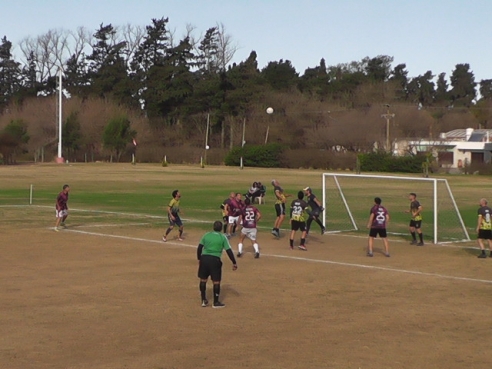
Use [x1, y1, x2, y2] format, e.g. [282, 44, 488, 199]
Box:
[1, 214, 492, 369]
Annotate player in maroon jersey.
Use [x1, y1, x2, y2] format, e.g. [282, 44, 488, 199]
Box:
[237, 198, 262, 258]
[225, 192, 243, 238]
[54, 184, 70, 232]
[366, 197, 390, 257]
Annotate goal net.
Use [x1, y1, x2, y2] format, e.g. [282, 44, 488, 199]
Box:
[321, 173, 470, 244]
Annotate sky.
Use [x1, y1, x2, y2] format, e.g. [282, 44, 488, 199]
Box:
[2, 0, 491, 83]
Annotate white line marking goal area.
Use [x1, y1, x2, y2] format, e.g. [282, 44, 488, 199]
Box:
[64, 228, 492, 286]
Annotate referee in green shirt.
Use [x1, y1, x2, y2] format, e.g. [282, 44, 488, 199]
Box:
[197, 221, 238, 308]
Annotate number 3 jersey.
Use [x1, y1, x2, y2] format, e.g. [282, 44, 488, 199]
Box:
[478, 206, 492, 230]
[370, 204, 389, 229]
[242, 205, 260, 228]
[290, 199, 308, 222]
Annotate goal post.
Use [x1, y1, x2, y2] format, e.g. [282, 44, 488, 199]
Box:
[321, 173, 470, 244]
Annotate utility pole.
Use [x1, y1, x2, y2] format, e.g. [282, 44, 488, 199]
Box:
[381, 104, 395, 153]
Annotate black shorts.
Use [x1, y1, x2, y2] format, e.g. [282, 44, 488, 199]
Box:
[308, 209, 321, 218]
[409, 220, 422, 229]
[369, 228, 387, 238]
[291, 220, 306, 232]
[275, 203, 286, 217]
[198, 255, 223, 281]
[478, 229, 492, 240]
[169, 214, 183, 227]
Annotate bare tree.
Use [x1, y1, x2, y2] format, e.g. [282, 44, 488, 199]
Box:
[19, 29, 72, 82]
[184, 23, 200, 50]
[118, 24, 145, 67]
[305, 109, 381, 152]
[167, 27, 177, 48]
[216, 23, 237, 71]
[67, 26, 91, 61]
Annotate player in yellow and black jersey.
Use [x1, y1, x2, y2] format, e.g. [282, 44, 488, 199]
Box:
[271, 179, 290, 238]
[163, 190, 184, 242]
[477, 198, 492, 258]
[407, 193, 424, 246]
[289, 191, 308, 251]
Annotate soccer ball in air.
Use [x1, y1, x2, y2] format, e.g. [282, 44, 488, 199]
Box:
[266, 107, 274, 114]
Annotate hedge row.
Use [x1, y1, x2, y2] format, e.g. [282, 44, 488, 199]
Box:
[224, 143, 284, 167]
[358, 152, 427, 173]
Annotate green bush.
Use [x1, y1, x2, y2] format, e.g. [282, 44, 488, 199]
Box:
[224, 143, 284, 167]
[358, 152, 426, 173]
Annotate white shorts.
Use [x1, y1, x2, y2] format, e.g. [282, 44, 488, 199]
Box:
[228, 216, 239, 224]
[56, 209, 68, 218]
[241, 227, 257, 241]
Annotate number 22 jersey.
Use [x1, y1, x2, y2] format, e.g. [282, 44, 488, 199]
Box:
[242, 205, 260, 228]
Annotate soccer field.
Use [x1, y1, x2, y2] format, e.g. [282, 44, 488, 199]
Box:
[1, 163, 492, 369]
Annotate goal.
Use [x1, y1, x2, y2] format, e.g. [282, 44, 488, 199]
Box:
[321, 173, 470, 244]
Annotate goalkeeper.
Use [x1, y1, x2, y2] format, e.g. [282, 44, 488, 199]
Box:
[303, 187, 326, 235]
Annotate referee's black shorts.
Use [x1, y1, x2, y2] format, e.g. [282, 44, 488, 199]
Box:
[198, 255, 223, 281]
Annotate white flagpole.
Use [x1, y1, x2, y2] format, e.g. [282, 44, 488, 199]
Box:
[204, 113, 210, 164]
[57, 68, 63, 160]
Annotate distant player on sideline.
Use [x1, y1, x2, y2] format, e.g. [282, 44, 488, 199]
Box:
[54, 184, 70, 232]
[407, 193, 424, 246]
[476, 198, 492, 258]
[303, 187, 326, 235]
[367, 197, 390, 257]
[163, 190, 183, 242]
[289, 191, 309, 251]
[271, 179, 290, 238]
[197, 221, 238, 308]
[237, 198, 262, 258]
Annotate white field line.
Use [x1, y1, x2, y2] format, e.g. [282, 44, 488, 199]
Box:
[65, 228, 492, 285]
[2, 204, 478, 249]
[74, 223, 150, 228]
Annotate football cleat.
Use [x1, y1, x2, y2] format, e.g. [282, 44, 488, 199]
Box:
[213, 301, 226, 309]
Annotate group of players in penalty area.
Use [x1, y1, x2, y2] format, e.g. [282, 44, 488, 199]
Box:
[52, 181, 492, 309]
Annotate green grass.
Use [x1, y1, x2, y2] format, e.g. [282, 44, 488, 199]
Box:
[0, 163, 488, 240]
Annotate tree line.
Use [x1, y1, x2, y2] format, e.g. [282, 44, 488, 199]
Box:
[1, 17, 491, 166]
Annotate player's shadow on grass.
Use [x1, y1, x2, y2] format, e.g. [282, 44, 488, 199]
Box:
[220, 284, 240, 300]
[462, 247, 482, 257]
[362, 246, 387, 257]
